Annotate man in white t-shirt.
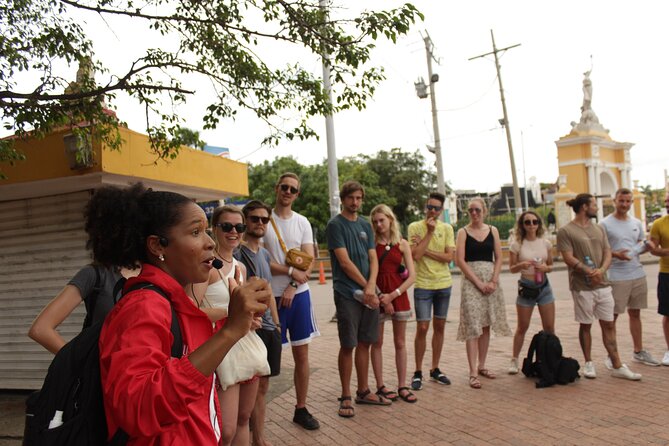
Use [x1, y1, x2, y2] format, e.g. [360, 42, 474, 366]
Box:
[600, 188, 660, 366]
[262, 172, 320, 430]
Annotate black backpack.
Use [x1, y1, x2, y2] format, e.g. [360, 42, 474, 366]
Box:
[23, 283, 183, 446]
[522, 331, 578, 388]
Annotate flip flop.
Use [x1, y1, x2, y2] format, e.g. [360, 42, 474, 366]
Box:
[355, 388, 392, 406]
[337, 396, 355, 418]
[376, 386, 398, 402]
[469, 376, 482, 389]
[478, 368, 496, 379]
[397, 387, 417, 403]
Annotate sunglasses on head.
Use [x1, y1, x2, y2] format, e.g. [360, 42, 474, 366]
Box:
[426, 204, 442, 212]
[215, 222, 247, 233]
[468, 207, 482, 213]
[523, 219, 539, 226]
[279, 184, 299, 194]
[247, 215, 270, 224]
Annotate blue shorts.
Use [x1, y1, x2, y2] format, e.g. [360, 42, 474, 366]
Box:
[276, 289, 320, 347]
[516, 277, 555, 308]
[413, 287, 452, 322]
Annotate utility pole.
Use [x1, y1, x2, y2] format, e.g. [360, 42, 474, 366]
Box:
[414, 32, 447, 221]
[319, 0, 340, 220]
[469, 30, 522, 216]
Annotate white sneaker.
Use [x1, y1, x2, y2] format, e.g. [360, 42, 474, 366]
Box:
[662, 351, 669, 366]
[611, 363, 642, 381]
[604, 357, 613, 370]
[633, 350, 661, 366]
[583, 361, 596, 379]
[508, 358, 519, 375]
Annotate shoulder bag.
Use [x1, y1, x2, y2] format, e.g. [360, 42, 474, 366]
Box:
[269, 217, 313, 271]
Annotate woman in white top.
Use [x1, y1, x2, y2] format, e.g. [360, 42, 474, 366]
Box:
[508, 211, 555, 374]
[190, 205, 266, 446]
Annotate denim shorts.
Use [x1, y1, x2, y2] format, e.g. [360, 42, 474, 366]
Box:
[516, 277, 555, 308]
[413, 287, 452, 321]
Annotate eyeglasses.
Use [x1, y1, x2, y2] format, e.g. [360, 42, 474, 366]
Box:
[247, 216, 270, 224]
[426, 204, 442, 212]
[468, 207, 482, 214]
[523, 219, 539, 226]
[279, 184, 299, 194]
[215, 222, 247, 233]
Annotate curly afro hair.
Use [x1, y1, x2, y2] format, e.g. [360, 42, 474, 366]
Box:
[84, 183, 193, 268]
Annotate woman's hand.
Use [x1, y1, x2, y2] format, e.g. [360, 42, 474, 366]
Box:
[227, 277, 272, 339]
[381, 300, 395, 315]
[534, 262, 551, 273]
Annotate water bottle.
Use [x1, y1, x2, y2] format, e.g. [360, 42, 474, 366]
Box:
[630, 240, 649, 257]
[533, 257, 544, 284]
[583, 256, 596, 286]
[353, 290, 372, 309]
[48, 410, 64, 429]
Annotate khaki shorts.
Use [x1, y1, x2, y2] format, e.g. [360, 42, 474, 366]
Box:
[611, 277, 648, 314]
[571, 287, 615, 323]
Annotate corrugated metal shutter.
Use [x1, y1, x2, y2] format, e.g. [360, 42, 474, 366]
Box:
[0, 190, 92, 389]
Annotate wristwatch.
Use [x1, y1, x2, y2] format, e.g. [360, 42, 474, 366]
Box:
[289, 281, 298, 288]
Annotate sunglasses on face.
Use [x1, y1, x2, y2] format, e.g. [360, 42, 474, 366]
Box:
[247, 215, 270, 224]
[426, 204, 442, 212]
[279, 184, 299, 194]
[215, 222, 247, 233]
[523, 219, 539, 226]
[468, 207, 482, 214]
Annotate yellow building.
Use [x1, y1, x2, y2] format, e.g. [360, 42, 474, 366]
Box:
[554, 71, 637, 225]
[0, 126, 248, 389]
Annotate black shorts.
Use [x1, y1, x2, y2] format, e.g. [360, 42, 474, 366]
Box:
[256, 328, 282, 377]
[658, 273, 669, 316]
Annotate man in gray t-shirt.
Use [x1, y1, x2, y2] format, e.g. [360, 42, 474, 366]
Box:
[600, 189, 660, 366]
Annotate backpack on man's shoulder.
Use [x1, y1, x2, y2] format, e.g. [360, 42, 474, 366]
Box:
[23, 283, 182, 446]
[522, 331, 579, 388]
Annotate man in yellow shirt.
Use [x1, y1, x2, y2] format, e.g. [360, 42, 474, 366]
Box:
[408, 192, 455, 390]
[650, 191, 669, 366]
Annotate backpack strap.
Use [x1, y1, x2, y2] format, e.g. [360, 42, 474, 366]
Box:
[82, 264, 103, 330]
[123, 283, 183, 358]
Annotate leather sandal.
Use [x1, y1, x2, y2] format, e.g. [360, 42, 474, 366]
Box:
[337, 396, 355, 418]
[478, 368, 496, 379]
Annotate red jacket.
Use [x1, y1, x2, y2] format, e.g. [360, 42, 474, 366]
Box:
[100, 264, 222, 445]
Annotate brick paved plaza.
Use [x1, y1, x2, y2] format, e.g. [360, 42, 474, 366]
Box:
[2, 262, 668, 445]
[265, 262, 669, 445]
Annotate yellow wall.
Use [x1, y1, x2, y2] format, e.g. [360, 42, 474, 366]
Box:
[557, 144, 590, 162]
[101, 127, 248, 196]
[559, 164, 588, 193]
[1, 127, 248, 196]
[1, 129, 85, 182]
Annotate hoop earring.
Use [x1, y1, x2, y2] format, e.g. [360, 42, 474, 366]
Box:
[159, 254, 165, 262]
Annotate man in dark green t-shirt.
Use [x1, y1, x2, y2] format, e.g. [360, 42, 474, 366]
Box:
[326, 181, 387, 418]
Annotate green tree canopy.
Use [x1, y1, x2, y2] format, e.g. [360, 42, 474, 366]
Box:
[0, 0, 422, 177]
[241, 148, 436, 238]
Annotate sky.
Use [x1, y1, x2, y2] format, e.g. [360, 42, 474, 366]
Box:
[7, 1, 669, 192]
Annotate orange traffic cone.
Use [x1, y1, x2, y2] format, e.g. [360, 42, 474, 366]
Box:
[318, 261, 326, 285]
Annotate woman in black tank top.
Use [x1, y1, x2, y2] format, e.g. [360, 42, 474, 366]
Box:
[455, 198, 511, 389]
